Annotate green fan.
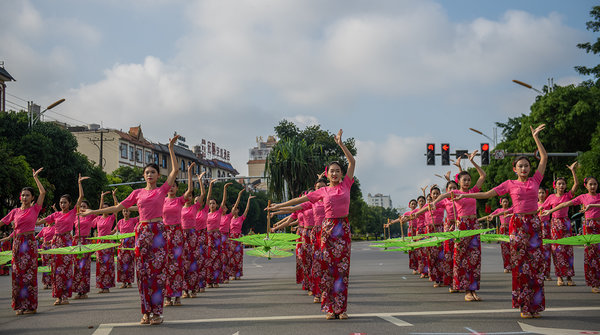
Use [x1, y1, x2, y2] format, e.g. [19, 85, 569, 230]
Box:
[87, 232, 135, 241]
[423, 228, 495, 240]
[39, 243, 120, 255]
[543, 234, 600, 246]
[37, 266, 50, 273]
[246, 247, 293, 259]
[480, 234, 510, 243]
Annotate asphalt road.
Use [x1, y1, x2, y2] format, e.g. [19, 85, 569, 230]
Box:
[0, 241, 599, 335]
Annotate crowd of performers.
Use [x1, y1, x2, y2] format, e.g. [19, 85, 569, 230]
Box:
[387, 124, 600, 319]
[0, 136, 253, 325]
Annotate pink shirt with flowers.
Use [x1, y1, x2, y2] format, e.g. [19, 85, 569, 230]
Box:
[1, 204, 42, 235]
[121, 182, 170, 221]
[306, 176, 354, 219]
[493, 171, 543, 214]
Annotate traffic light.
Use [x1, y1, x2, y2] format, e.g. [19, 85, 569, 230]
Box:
[426, 143, 435, 165]
[481, 143, 490, 165]
[441, 143, 450, 165]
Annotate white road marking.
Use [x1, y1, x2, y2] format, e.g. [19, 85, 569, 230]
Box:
[378, 263, 384, 266]
[92, 306, 600, 335]
[518, 321, 600, 335]
[402, 276, 407, 280]
[378, 315, 413, 327]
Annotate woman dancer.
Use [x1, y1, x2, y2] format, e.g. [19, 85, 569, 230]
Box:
[193, 178, 209, 293]
[436, 180, 459, 290]
[479, 198, 512, 273]
[230, 192, 254, 281]
[404, 200, 418, 274]
[115, 208, 139, 289]
[1, 168, 45, 315]
[36, 223, 55, 289]
[458, 124, 547, 318]
[543, 176, 600, 293]
[433, 151, 486, 302]
[541, 162, 578, 286]
[163, 162, 195, 306]
[181, 171, 205, 299]
[206, 180, 232, 288]
[80, 136, 179, 325]
[268, 129, 355, 320]
[220, 201, 233, 284]
[411, 196, 429, 278]
[38, 175, 86, 305]
[73, 198, 96, 299]
[94, 190, 118, 294]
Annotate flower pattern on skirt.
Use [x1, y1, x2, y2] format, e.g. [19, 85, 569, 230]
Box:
[220, 232, 231, 281]
[499, 223, 511, 271]
[442, 219, 455, 286]
[302, 228, 313, 291]
[96, 240, 115, 289]
[550, 218, 575, 277]
[427, 223, 444, 282]
[207, 230, 223, 284]
[183, 229, 200, 291]
[510, 214, 545, 314]
[416, 225, 429, 275]
[408, 223, 418, 271]
[310, 226, 323, 296]
[165, 225, 184, 297]
[296, 228, 303, 284]
[453, 217, 481, 291]
[320, 218, 351, 314]
[541, 219, 552, 277]
[12, 234, 38, 311]
[117, 236, 135, 284]
[195, 229, 207, 289]
[51, 232, 73, 299]
[41, 241, 53, 286]
[135, 221, 167, 315]
[230, 232, 244, 279]
[583, 219, 600, 288]
[72, 236, 91, 294]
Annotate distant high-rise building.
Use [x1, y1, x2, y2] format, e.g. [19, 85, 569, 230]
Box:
[247, 135, 277, 191]
[367, 193, 393, 209]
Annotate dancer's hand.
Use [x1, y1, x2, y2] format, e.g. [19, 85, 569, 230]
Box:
[33, 167, 44, 178]
[468, 150, 478, 162]
[334, 129, 343, 146]
[78, 174, 90, 183]
[567, 161, 578, 171]
[530, 124, 545, 138]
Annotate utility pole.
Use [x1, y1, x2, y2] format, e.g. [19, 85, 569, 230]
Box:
[88, 129, 114, 170]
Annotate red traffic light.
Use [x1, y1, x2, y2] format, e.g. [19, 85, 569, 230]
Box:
[428, 144, 434, 151]
[481, 143, 489, 151]
[442, 144, 449, 151]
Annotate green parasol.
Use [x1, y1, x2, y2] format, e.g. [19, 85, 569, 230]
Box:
[245, 247, 293, 259]
[87, 232, 135, 241]
[382, 237, 450, 253]
[37, 266, 50, 273]
[39, 243, 120, 255]
[0, 254, 12, 265]
[118, 247, 136, 251]
[423, 228, 495, 240]
[370, 235, 425, 244]
[480, 234, 510, 243]
[543, 234, 600, 246]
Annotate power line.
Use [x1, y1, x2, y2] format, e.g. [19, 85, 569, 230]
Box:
[5, 92, 28, 103]
[5, 99, 27, 110]
[45, 109, 88, 125]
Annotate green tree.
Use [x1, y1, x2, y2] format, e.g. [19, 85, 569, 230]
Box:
[575, 6, 600, 80]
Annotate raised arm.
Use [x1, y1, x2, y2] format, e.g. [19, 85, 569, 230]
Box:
[270, 204, 304, 216]
[196, 172, 206, 205]
[206, 179, 216, 205]
[468, 150, 487, 190]
[531, 124, 548, 176]
[166, 135, 180, 187]
[335, 129, 355, 180]
[242, 195, 255, 217]
[232, 189, 244, 213]
[221, 182, 233, 211]
[568, 161, 579, 194]
[111, 189, 118, 206]
[183, 162, 196, 201]
[33, 168, 46, 207]
[76, 174, 89, 209]
[456, 189, 498, 200]
[432, 192, 451, 207]
[453, 157, 463, 172]
[267, 195, 310, 212]
[542, 200, 574, 216]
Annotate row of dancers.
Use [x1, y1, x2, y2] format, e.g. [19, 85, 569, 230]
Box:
[388, 124, 600, 318]
[1, 136, 254, 324]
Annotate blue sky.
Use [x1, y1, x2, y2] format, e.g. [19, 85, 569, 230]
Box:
[1, 0, 598, 209]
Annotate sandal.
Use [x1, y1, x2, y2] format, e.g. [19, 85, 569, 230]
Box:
[182, 291, 189, 299]
[520, 312, 533, 319]
[567, 279, 576, 286]
[150, 315, 163, 325]
[119, 283, 127, 289]
[449, 287, 459, 293]
[464, 292, 476, 302]
[173, 298, 182, 306]
[326, 313, 336, 320]
[592, 287, 600, 294]
[54, 298, 61, 306]
[472, 293, 482, 301]
[308, 291, 313, 296]
[503, 269, 510, 273]
[140, 314, 150, 325]
[60, 299, 69, 305]
[15, 310, 24, 315]
[313, 296, 320, 303]
[23, 309, 36, 315]
[164, 299, 173, 307]
[339, 312, 348, 320]
[190, 291, 197, 298]
[557, 277, 564, 286]
[532, 313, 542, 319]
[80, 294, 88, 299]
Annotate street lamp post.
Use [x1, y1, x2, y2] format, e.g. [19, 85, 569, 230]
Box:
[29, 98, 65, 128]
[469, 127, 497, 148]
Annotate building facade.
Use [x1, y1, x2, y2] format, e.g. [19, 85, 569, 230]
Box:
[247, 135, 277, 191]
[367, 193, 393, 209]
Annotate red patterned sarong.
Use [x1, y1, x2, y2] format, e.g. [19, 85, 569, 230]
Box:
[296, 228, 304, 284]
[220, 232, 231, 281]
[310, 226, 323, 296]
[541, 219, 552, 277]
[117, 236, 135, 284]
[51, 232, 73, 299]
[41, 241, 52, 286]
[12, 234, 38, 311]
[583, 219, 600, 288]
[72, 236, 92, 294]
[510, 214, 545, 314]
[183, 229, 200, 291]
[442, 219, 455, 286]
[550, 217, 574, 277]
[453, 217, 481, 291]
[165, 224, 184, 296]
[427, 222, 444, 283]
[320, 217, 351, 314]
[96, 240, 115, 289]
[230, 232, 244, 279]
[207, 230, 223, 285]
[302, 227, 313, 291]
[499, 224, 511, 271]
[408, 223, 418, 271]
[136, 221, 167, 315]
[196, 229, 207, 289]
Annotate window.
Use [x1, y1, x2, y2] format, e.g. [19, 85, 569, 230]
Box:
[154, 153, 159, 165]
[161, 155, 167, 168]
[135, 148, 142, 162]
[129, 147, 134, 161]
[145, 151, 152, 164]
[120, 144, 128, 159]
[180, 160, 185, 171]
